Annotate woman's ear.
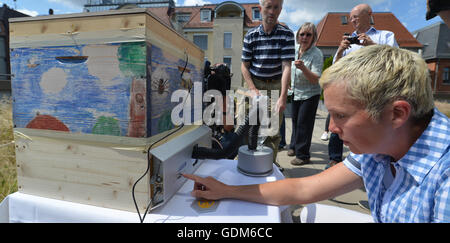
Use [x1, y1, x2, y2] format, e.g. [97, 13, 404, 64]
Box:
[391, 100, 412, 129]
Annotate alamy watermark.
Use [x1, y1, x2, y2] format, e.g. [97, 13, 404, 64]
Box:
[170, 82, 280, 137]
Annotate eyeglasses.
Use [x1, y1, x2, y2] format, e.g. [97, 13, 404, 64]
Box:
[299, 33, 312, 37]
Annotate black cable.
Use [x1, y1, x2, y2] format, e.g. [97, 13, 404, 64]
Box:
[131, 50, 190, 223]
[132, 124, 184, 223]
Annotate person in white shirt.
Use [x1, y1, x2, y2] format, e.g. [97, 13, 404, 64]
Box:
[334, 3, 398, 63]
[325, 3, 399, 171]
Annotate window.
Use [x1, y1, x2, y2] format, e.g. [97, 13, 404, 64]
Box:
[201, 9, 211, 22]
[223, 56, 232, 71]
[341, 16, 348, 25]
[444, 67, 450, 84]
[177, 13, 191, 23]
[224, 32, 232, 49]
[193, 34, 208, 50]
[252, 8, 261, 20]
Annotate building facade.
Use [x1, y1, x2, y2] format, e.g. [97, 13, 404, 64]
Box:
[413, 22, 450, 96]
[0, 4, 29, 91]
[84, 0, 175, 12]
[172, 2, 261, 90]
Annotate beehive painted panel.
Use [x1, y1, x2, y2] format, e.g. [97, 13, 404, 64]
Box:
[10, 42, 202, 137]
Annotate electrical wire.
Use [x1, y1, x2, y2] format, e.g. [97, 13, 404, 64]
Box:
[131, 50, 191, 223]
[211, 136, 223, 150]
[131, 124, 184, 223]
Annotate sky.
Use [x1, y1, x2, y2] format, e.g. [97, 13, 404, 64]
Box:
[0, 0, 445, 33]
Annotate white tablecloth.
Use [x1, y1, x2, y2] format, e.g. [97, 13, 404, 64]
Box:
[0, 159, 291, 223]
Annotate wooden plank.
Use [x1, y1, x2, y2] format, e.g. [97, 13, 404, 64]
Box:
[10, 8, 152, 23]
[13, 126, 200, 212]
[10, 14, 146, 37]
[15, 129, 150, 212]
[10, 14, 146, 48]
[18, 177, 149, 212]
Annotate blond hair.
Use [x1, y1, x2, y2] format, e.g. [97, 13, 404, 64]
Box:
[320, 45, 434, 121]
[296, 22, 318, 46]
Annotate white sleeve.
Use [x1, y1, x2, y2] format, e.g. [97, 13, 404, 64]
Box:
[343, 154, 363, 177]
[385, 31, 398, 47]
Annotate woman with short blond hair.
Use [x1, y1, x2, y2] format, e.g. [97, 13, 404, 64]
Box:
[185, 45, 450, 223]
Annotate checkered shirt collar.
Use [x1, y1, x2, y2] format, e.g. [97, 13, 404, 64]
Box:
[395, 108, 450, 184]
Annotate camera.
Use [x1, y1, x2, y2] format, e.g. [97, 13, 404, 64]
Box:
[346, 36, 360, 45]
[344, 33, 360, 45]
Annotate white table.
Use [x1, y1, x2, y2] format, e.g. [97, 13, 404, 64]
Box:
[0, 159, 291, 223]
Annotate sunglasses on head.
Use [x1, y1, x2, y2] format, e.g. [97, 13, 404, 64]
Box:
[299, 33, 312, 37]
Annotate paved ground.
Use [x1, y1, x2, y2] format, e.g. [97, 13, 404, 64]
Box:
[277, 101, 370, 222]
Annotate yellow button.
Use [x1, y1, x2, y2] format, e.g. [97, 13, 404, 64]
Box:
[197, 200, 215, 209]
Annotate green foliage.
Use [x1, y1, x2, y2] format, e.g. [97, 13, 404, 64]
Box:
[323, 56, 333, 71]
[320, 56, 334, 101]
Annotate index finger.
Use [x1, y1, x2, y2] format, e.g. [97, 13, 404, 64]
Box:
[182, 173, 202, 182]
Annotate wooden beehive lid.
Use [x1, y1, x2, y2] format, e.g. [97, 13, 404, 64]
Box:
[9, 8, 203, 58]
[9, 8, 154, 23]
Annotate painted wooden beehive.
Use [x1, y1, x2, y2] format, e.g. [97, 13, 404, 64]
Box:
[9, 9, 204, 212]
[10, 8, 204, 138]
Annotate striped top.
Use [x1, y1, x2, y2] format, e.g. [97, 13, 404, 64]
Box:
[242, 24, 295, 79]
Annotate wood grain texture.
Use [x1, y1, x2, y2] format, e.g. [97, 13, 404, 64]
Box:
[15, 128, 150, 212]
[9, 10, 206, 211]
[13, 125, 200, 212]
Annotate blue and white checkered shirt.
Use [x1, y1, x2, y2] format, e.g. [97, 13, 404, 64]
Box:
[344, 108, 450, 222]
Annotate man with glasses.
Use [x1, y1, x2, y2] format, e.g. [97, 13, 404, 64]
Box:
[334, 3, 398, 63]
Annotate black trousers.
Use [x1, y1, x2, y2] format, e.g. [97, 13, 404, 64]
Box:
[325, 113, 344, 162]
[328, 132, 343, 162]
[289, 95, 320, 160]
